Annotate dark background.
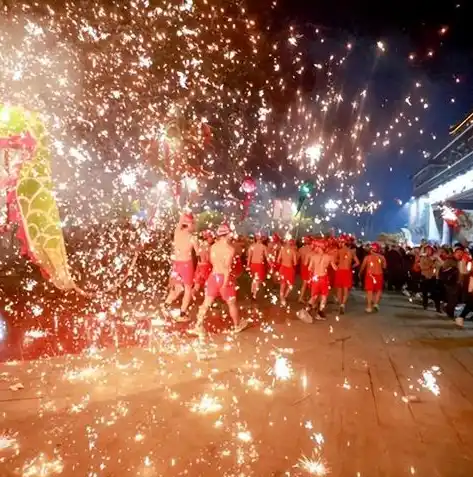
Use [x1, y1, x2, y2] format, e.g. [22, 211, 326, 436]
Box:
[271, 0, 473, 236]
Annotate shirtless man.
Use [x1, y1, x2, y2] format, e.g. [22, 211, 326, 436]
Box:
[335, 236, 360, 314]
[267, 233, 282, 281]
[277, 238, 298, 306]
[247, 233, 268, 299]
[189, 223, 249, 336]
[307, 239, 337, 319]
[163, 213, 197, 320]
[298, 236, 312, 303]
[359, 242, 387, 313]
[193, 230, 214, 296]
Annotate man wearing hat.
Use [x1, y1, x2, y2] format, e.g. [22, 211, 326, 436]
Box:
[163, 213, 197, 319]
[359, 242, 386, 313]
[189, 223, 249, 335]
[334, 234, 359, 314]
[247, 232, 268, 300]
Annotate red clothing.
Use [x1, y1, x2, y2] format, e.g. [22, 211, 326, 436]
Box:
[334, 268, 353, 289]
[194, 262, 212, 287]
[279, 265, 295, 285]
[300, 264, 311, 281]
[310, 275, 330, 297]
[328, 266, 336, 287]
[365, 273, 384, 292]
[206, 273, 236, 301]
[171, 260, 194, 286]
[250, 263, 266, 281]
[232, 255, 243, 278]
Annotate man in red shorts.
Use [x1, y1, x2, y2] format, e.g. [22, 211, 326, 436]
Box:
[307, 239, 337, 319]
[189, 223, 249, 336]
[359, 242, 386, 313]
[298, 236, 312, 303]
[247, 233, 268, 299]
[277, 238, 298, 306]
[193, 230, 214, 297]
[267, 233, 282, 281]
[163, 212, 197, 320]
[334, 234, 359, 314]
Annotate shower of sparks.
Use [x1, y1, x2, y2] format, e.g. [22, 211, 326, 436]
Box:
[419, 366, 441, 396]
[271, 355, 294, 381]
[297, 453, 329, 476]
[0, 0, 465, 475]
[190, 394, 223, 414]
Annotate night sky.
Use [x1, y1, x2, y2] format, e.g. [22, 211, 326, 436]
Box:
[274, 0, 473, 236]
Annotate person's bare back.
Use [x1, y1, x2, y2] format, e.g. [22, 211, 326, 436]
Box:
[248, 242, 267, 265]
[173, 228, 195, 262]
[363, 254, 386, 275]
[210, 240, 234, 276]
[337, 247, 357, 270]
[309, 252, 335, 276]
[279, 244, 297, 267]
[198, 241, 211, 263]
[299, 245, 311, 265]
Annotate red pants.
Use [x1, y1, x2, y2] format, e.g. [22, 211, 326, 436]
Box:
[206, 273, 236, 301]
[250, 263, 266, 281]
[171, 260, 194, 287]
[300, 264, 311, 281]
[279, 265, 295, 285]
[365, 273, 384, 292]
[194, 262, 212, 287]
[334, 269, 353, 289]
[310, 275, 330, 297]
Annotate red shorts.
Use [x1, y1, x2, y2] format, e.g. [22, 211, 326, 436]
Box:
[300, 264, 310, 281]
[279, 265, 295, 285]
[250, 263, 266, 281]
[334, 269, 353, 289]
[194, 262, 212, 287]
[365, 273, 384, 292]
[171, 260, 194, 287]
[206, 273, 236, 301]
[328, 266, 336, 287]
[232, 256, 243, 277]
[310, 275, 330, 297]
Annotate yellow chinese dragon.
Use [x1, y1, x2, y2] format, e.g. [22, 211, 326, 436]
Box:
[0, 104, 136, 294]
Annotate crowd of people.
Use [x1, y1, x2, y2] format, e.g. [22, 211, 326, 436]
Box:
[158, 213, 469, 334]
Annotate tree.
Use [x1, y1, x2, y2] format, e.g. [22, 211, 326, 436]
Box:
[196, 210, 223, 232]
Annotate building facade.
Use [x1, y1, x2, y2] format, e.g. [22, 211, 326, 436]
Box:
[410, 114, 473, 245]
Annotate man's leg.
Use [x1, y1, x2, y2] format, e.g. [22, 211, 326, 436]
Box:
[420, 278, 429, 309]
[284, 282, 292, 299]
[165, 284, 183, 306]
[280, 281, 286, 302]
[299, 281, 308, 302]
[181, 284, 193, 313]
[366, 290, 373, 311]
[189, 296, 215, 334]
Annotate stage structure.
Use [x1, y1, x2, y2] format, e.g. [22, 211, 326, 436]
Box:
[411, 111, 473, 245]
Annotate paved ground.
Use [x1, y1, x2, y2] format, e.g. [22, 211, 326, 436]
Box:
[1, 290, 473, 476]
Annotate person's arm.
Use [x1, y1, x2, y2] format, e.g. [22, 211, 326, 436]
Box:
[353, 251, 360, 268]
[276, 248, 282, 264]
[292, 250, 298, 267]
[307, 254, 314, 272]
[330, 255, 338, 271]
[247, 246, 253, 266]
[381, 256, 387, 269]
[222, 250, 233, 286]
[359, 256, 367, 276]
